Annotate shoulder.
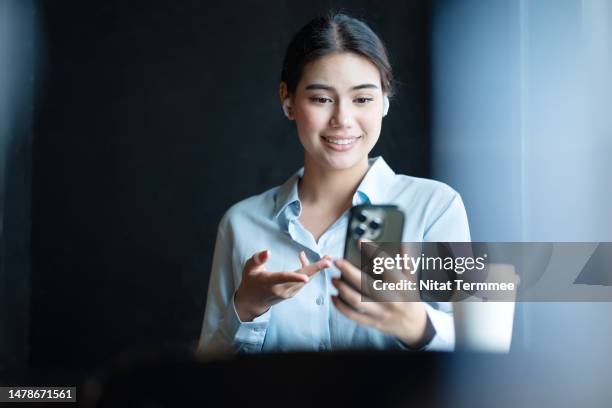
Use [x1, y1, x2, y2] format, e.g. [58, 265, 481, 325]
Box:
[390, 173, 461, 207]
[388, 173, 469, 240]
[217, 185, 281, 235]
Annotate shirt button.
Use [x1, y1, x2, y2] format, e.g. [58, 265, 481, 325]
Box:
[315, 295, 324, 306]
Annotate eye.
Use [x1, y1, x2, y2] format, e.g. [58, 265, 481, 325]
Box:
[309, 96, 333, 104]
[354, 97, 374, 105]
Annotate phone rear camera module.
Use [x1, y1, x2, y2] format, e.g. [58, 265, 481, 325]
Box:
[369, 219, 381, 230]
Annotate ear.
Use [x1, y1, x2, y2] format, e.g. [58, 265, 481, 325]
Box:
[279, 82, 294, 120]
[279, 81, 288, 103]
[282, 99, 293, 120]
[382, 94, 390, 117]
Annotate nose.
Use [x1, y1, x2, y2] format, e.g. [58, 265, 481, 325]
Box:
[329, 100, 353, 128]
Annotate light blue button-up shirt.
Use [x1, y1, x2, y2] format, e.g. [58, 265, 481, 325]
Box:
[198, 156, 470, 354]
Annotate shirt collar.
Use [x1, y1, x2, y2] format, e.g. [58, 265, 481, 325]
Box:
[273, 156, 395, 219]
[355, 156, 396, 204]
[274, 168, 303, 219]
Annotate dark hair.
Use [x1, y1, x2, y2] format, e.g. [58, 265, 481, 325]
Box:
[281, 12, 395, 98]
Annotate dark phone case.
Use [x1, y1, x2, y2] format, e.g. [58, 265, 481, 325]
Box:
[342, 204, 405, 280]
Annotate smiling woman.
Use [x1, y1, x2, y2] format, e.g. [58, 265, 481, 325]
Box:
[287, 52, 384, 170]
[197, 12, 470, 354]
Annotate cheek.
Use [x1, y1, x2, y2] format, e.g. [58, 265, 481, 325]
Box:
[296, 106, 330, 135]
[359, 110, 383, 135]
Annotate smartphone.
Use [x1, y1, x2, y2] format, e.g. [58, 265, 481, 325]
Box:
[343, 204, 405, 281]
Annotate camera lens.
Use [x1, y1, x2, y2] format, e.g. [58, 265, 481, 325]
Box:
[354, 225, 366, 236]
[369, 219, 381, 229]
[356, 212, 367, 222]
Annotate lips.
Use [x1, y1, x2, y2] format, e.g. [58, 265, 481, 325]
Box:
[321, 135, 362, 151]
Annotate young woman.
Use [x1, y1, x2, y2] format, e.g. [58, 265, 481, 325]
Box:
[197, 13, 470, 354]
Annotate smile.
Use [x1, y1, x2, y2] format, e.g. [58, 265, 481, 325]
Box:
[321, 135, 362, 145]
[320, 135, 362, 152]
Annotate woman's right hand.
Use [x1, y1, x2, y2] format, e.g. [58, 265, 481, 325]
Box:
[233, 250, 331, 322]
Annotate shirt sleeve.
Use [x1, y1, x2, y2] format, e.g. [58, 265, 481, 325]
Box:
[196, 217, 271, 355]
[421, 190, 471, 351]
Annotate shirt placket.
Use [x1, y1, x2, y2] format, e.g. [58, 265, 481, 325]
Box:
[282, 193, 367, 352]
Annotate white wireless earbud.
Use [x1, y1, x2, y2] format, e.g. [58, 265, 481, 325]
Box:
[382, 95, 390, 117]
[282, 99, 292, 119]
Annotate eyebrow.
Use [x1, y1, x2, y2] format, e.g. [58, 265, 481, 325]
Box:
[304, 83, 379, 91]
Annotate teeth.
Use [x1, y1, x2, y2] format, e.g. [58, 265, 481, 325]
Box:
[323, 136, 359, 145]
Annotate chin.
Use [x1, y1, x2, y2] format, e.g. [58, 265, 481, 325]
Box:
[319, 152, 367, 171]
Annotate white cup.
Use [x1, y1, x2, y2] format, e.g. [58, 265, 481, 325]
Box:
[453, 264, 519, 353]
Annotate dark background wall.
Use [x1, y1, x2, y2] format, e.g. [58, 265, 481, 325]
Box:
[25, 0, 431, 382]
[0, 0, 35, 378]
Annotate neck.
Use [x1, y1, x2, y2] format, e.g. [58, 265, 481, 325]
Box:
[298, 155, 371, 209]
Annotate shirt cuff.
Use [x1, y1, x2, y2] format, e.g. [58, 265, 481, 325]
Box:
[220, 292, 271, 353]
[394, 302, 454, 351]
[422, 302, 455, 351]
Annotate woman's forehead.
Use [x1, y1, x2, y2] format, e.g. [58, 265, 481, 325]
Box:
[299, 52, 382, 92]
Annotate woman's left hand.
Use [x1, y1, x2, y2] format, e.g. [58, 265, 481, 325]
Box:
[331, 258, 430, 349]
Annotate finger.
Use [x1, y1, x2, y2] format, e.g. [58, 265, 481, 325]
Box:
[274, 280, 306, 292]
[298, 251, 310, 267]
[332, 278, 386, 319]
[244, 250, 270, 273]
[357, 237, 371, 250]
[334, 258, 364, 289]
[331, 295, 379, 328]
[336, 258, 388, 301]
[359, 240, 416, 286]
[358, 238, 392, 264]
[357, 239, 397, 282]
[299, 258, 331, 278]
[274, 281, 307, 298]
[263, 271, 309, 285]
